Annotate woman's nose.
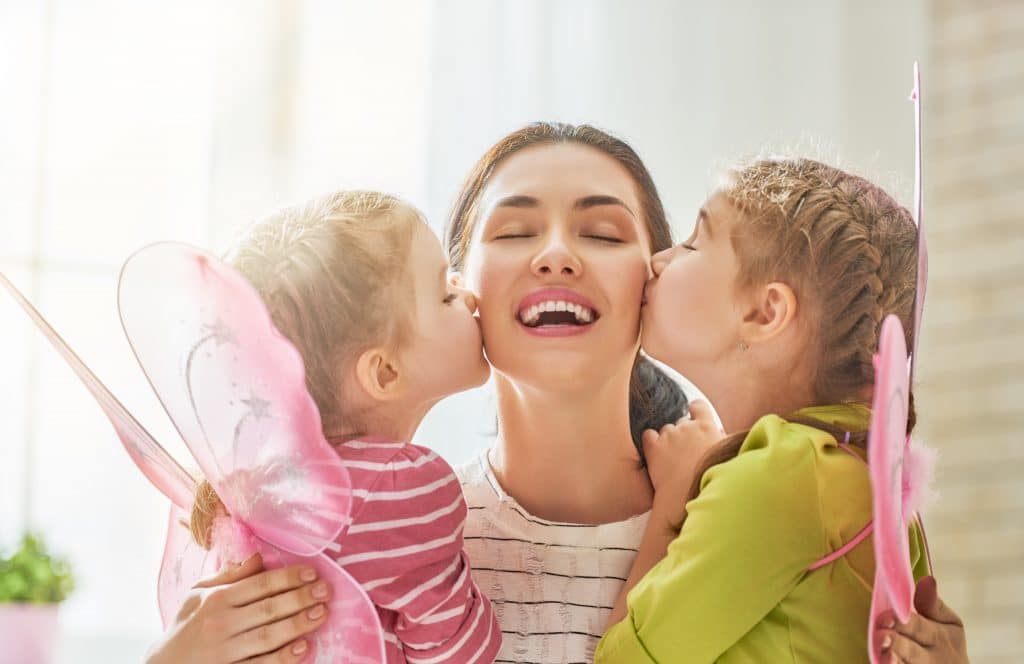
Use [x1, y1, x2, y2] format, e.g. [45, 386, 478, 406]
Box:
[531, 234, 582, 277]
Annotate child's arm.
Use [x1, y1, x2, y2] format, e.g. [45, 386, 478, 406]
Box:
[341, 445, 501, 663]
[606, 400, 722, 629]
[595, 418, 826, 663]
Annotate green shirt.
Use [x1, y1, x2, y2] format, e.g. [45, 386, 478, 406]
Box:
[596, 405, 930, 663]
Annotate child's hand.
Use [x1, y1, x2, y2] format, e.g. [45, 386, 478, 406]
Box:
[145, 554, 332, 664]
[642, 399, 722, 533]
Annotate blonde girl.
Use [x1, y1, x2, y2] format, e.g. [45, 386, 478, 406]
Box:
[165, 191, 500, 664]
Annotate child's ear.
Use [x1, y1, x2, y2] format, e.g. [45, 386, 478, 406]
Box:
[447, 271, 465, 288]
[353, 346, 403, 402]
[739, 281, 798, 344]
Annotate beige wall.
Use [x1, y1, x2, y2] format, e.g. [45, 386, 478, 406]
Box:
[918, 1, 1024, 661]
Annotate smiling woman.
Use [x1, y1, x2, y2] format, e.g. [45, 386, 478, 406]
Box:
[443, 122, 684, 662]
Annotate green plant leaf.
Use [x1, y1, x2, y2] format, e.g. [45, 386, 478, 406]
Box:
[0, 532, 75, 604]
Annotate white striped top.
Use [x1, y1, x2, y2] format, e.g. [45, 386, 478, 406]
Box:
[458, 452, 649, 664]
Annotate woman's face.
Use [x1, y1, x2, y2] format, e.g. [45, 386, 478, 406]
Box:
[461, 143, 653, 392]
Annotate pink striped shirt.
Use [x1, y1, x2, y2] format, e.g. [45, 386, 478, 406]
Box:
[330, 437, 500, 664]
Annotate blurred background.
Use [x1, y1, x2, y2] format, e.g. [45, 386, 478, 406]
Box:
[0, 0, 1020, 661]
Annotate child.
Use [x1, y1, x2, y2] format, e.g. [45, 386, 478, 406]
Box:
[596, 158, 931, 662]
[189, 191, 500, 664]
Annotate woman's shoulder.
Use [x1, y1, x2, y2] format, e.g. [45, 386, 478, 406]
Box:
[456, 450, 488, 487]
[456, 450, 497, 509]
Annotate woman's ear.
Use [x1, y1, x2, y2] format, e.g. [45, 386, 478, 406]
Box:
[739, 281, 798, 344]
[352, 346, 403, 402]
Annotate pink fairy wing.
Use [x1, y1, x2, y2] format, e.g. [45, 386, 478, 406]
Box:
[909, 62, 928, 387]
[867, 64, 932, 662]
[117, 243, 352, 557]
[264, 549, 387, 664]
[4, 254, 385, 662]
[157, 504, 217, 627]
[868, 316, 915, 662]
[0, 272, 196, 509]
[0, 271, 220, 636]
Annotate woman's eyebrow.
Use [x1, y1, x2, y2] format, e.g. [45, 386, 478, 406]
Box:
[573, 195, 636, 218]
[494, 195, 540, 209]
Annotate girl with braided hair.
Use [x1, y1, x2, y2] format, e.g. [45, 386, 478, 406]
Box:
[597, 158, 933, 663]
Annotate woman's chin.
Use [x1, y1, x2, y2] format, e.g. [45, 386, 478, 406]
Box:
[490, 353, 626, 395]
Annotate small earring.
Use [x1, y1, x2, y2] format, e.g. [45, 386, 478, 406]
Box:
[739, 341, 749, 351]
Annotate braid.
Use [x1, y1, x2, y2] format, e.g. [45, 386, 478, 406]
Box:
[727, 159, 918, 406]
[810, 178, 890, 402]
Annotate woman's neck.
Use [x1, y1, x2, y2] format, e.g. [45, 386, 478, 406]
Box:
[488, 374, 654, 525]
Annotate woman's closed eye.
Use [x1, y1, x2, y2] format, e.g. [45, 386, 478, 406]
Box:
[493, 232, 536, 240]
[579, 215, 631, 244]
[583, 233, 625, 244]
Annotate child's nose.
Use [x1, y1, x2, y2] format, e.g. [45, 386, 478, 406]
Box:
[453, 285, 477, 313]
[650, 248, 672, 276]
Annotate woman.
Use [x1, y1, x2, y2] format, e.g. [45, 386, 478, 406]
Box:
[146, 124, 968, 663]
[446, 123, 674, 662]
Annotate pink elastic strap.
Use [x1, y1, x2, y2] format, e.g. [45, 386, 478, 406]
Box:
[807, 432, 872, 572]
[807, 521, 874, 571]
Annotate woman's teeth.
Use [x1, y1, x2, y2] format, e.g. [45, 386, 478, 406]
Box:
[518, 300, 596, 326]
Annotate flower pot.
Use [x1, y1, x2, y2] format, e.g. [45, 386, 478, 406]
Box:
[0, 603, 59, 664]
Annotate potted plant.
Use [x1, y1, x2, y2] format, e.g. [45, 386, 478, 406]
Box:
[0, 533, 75, 664]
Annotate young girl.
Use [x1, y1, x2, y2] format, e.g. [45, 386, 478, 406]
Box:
[596, 158, 932, 662]
[185, 191, 501, 663]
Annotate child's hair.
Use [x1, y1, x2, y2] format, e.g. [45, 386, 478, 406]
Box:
[681, 157, 920, 524]
[189, 190, 421, 549]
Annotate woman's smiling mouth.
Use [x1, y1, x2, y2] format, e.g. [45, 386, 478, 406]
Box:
[516, 287, 600, 335]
